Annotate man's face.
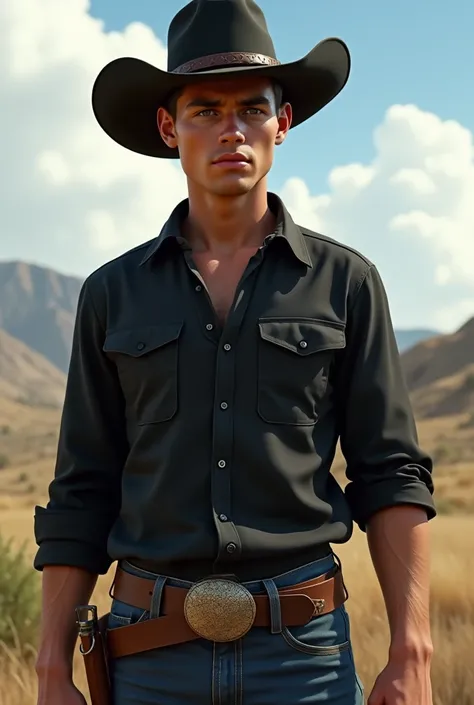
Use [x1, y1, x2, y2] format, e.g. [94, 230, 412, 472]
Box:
[157, 76, 292, 196]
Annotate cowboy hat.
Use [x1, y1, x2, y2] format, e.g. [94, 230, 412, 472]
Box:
[91, 0, 351, 159]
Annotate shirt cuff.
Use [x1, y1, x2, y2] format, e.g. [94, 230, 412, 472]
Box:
[345, 479, 437, 532]
[33, 505, 115, 574]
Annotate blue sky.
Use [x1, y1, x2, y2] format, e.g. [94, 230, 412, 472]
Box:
[89, 0, 474, 194]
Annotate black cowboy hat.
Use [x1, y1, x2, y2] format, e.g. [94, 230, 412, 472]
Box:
[91, 0, 351, 159]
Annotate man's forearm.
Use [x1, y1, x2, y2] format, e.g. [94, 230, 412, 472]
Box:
[35, 566, 98, 679]
[366, 504, 433, 658]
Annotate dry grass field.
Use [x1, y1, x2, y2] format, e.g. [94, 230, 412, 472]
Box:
[0, 508, 473, 704]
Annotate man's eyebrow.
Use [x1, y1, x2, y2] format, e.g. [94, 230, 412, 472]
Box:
[238, 94, 272, 107]
[184, 97, 222, 109]
[184, 94, 272, 109]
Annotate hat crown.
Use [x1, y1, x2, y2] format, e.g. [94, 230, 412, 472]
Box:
[167, 0, 277, 72]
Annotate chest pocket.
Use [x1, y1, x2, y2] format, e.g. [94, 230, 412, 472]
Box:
[103, 323, 182, 425]
[257, 318, 346, 426]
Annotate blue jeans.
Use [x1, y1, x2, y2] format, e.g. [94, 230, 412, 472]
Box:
[109, 553, 364, 704]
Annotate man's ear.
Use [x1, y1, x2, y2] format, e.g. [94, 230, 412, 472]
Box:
[157, 107, 178, 149]
[275, 102, 292, 146]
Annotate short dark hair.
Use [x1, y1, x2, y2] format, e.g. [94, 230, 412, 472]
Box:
[163, 81, 284, 121]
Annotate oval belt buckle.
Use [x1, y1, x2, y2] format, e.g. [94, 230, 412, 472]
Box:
[183, 577, 256, 642]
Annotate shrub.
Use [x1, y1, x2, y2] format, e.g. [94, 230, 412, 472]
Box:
[0, 454, 9, 470]
[0, 533, 41, 655]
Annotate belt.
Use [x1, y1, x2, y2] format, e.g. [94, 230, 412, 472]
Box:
[105, 564, 348, 659]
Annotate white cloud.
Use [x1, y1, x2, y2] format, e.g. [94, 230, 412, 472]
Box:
[434, 299, 474, 332]
[1, 0, 473, 332]
[282, 104, 474, 331]
[2, 0, 187, 277]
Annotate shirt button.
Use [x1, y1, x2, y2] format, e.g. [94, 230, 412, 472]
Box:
[195, 285, 202, 292]
[206, 323, 214, 331]
[299, 340, 308, 349]
[226, 543, 237, 554]
[219, 514, 228, 522]
[223, 343, 231, 351]
[136, 342, 146, 351]
[220, 402, 228, 410]
[218, 459, 226, 468]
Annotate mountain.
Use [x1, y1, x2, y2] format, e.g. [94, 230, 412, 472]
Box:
[0, 328, 66, 407]
[401, 317, 474, 418]
[401, 317, 474, 390]
[395, 328, 440, 353]
[0, 261, 82, 373]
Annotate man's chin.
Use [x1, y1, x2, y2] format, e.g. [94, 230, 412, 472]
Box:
[211, 178, 257, 197]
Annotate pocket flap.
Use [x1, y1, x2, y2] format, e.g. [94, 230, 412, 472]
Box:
[258, 318, 345, 355]
[103, 322, 183, 357]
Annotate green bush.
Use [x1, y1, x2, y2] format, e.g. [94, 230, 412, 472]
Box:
[0, 533, 41, 654]
[0, 454, 9, 470]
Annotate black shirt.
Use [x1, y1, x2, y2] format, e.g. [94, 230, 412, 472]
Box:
[33, 194, 436, 581]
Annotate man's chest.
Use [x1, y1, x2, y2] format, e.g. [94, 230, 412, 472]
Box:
[101, 250, 350, 428]
[192, 248, 260, 325]
[102, 245, 350, 343]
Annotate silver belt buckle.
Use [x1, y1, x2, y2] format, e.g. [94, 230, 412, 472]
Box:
[183, 576, 256, 642]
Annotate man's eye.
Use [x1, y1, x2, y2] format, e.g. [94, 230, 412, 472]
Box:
[245, 108, 263, 114]
[198, 109, 216, 116]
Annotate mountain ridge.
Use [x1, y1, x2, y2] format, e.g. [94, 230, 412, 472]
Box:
[0, 260, 81, 373]
[0, 328, 66, 408]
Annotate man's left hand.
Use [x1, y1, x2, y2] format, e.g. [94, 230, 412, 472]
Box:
[367, 650, 433, 705]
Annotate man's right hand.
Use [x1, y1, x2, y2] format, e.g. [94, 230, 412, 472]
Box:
[37, 680, 87, 705]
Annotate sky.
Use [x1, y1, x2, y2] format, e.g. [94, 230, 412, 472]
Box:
[2, 0, 474, 332]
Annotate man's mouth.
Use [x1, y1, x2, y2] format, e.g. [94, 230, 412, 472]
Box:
[212, 153, 251, 166]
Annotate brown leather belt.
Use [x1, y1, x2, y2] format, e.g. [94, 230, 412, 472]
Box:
[105, 564, 347, 659]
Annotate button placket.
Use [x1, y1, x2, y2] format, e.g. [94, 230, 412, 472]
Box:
[210, 330, 240, 562]
[209, 254, 263, 568]
[211, 333, 239, 558]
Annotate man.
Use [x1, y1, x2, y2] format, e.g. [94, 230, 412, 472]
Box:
[34, 1, 436, 704]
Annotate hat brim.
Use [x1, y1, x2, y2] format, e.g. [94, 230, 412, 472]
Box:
[91, 38, 351, 159]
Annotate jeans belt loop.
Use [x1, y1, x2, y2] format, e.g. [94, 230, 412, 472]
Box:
[262, 578, 283, 634]
[150, 575, 167, 619]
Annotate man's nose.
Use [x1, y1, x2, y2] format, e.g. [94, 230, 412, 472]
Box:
[218, 115, 246, 144]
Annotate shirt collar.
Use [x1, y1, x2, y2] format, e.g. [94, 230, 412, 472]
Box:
[139, 192, 312, 268]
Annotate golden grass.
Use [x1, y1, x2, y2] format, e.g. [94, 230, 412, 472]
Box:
[0, 513, 473, 704]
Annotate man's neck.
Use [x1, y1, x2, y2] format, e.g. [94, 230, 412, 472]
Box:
[183, 183, 276, 255]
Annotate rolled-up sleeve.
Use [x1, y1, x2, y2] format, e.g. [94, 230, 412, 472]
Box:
[337, 264, 436, 531]
[34, 276, 128, 574]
